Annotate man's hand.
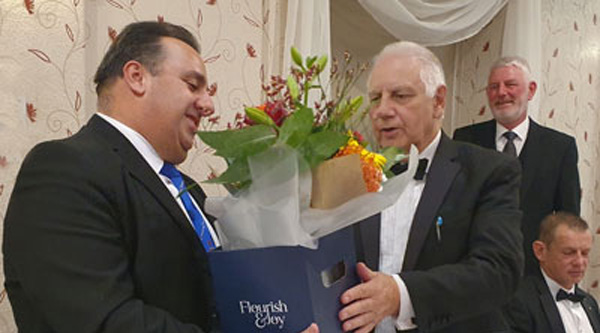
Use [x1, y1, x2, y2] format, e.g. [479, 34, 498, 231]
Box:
[300, 323, 319, 333]
[338, 263, 400, 333]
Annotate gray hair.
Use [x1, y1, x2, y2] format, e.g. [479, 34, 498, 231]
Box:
[490, 56, 533, 83]
[369, 41, 446, 97]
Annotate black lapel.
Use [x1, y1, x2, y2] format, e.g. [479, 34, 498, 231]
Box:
[88, 115, 204, 251]
[578, 287, 600, 332]
[354, 214, 381, 270]
[518, 118, 541, 201]
[535, 278, 566, 333]
[402, 133, 460, 271]
[480, 120, 497, 150]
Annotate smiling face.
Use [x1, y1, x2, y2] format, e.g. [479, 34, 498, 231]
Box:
[142, 37, 214, 164]
[486, 65, 536, 129]
[367, 55, 445, 152]
[534, 224, 592, 290]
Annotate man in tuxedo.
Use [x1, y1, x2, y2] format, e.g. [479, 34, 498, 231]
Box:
[453, 56, 581, 277]
[504, 212, 600, 332]
[3, 21, 318, 333]
[338, 41, 523, 332]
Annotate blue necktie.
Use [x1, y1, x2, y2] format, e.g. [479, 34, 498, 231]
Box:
[160, 163, 216, 252]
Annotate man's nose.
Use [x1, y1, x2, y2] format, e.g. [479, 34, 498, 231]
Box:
[196, 91, 215, 117]
[370, 97, 394, 119]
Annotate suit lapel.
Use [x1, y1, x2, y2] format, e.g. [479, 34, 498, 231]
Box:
[535, 278, 566, 333]
[518, 119, 541, 202]
[403, 134, 460, 271]
[578, 287, 600, 332]
[88, 115, 204, 251]
[480, 120, 497, 150]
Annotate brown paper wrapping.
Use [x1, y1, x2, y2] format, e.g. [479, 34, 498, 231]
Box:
[310, 154, 367, 209]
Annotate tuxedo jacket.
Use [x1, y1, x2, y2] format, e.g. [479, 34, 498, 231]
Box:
[355, 133, 524, 332]
[4, 115, 215, 332]
[453, 119, 580, 276]
[504, 275, 600, 333]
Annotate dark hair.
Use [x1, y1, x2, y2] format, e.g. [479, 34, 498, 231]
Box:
[539, 212, 589, 246]
[93, 21, 199, 95]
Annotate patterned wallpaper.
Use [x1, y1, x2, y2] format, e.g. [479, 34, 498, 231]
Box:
[453, 0, 600, 297]
[1, 0, 600, 331]
[0, 0, 266, 331]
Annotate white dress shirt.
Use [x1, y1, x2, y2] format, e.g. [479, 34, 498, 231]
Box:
[542, 269, 594, 333]
[96, 113, 220, 247]
[495, 117, 529, 156]
[376, 131, 442, 332]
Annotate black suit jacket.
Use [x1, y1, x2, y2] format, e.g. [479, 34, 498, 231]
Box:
[504, 274, 600, 333]
[453, 118, 580, 276]
[356, 133, 524, 332]
[3, 115, 215, 332]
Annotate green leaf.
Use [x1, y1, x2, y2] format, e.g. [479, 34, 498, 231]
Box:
[299, 130, 348, 168]
[287, 75, 300, 101]
[316, 55, 328, 73]
[197, 125, 277, 158]
[291, 47, 304, 69]
[204, 157, 250, 185]
[245, 107, 276, 127]
[278, 106, 314, 148]
[306, 56, 317, 69]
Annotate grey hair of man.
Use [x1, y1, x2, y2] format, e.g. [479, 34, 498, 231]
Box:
[368, 41, 446, 98]
[489, 56, 533, 84]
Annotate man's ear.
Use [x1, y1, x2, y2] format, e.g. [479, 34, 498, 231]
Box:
[433, 85, 447, 119]
[527, 81, 537, 101]
[122, 60, 147, 96]
[532, 240, 546, 262]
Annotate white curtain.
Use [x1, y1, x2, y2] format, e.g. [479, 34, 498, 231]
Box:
[502, 0, 542, 119]
[282, 0, 331, 71]
[358, 0, 542, 117]
[357, 0, 508, 47]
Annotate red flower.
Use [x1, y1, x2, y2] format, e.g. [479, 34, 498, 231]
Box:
[244, 101, 289, 127]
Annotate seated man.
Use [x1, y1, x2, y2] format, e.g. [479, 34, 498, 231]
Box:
[504, 212, 600, 332]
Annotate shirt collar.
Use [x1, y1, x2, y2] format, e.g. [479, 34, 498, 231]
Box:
[495, 116, 529, 142]
[96, 112, 164, 173]
[541, 267, 576, 298]
[418, 130, 441, 174]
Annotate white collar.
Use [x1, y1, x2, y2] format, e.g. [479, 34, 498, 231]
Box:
[96, 112, 164, 173]
[541, 267, 576, 298]
[418, 130, 441, 174]
[495, 116, 529, 142]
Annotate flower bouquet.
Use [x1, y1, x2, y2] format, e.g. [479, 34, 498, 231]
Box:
[199, 48, 416, 251]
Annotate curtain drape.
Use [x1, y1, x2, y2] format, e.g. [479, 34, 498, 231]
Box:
[357, 0, 508, 47]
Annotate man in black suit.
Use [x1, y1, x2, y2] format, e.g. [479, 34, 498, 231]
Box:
[3, 21, 318, 333]
[504, 212, 600, 332]
[338, 41, 523, 332]
[453, 56, 581, 277]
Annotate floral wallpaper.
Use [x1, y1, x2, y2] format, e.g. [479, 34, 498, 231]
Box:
[453, 0, 600, 297]
[0, 0, 269, 331]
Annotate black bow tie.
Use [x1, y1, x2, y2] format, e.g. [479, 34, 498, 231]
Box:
[414, 158, 429, 180]
[390, 158, 429, 180]
[556, 289, 584, 303]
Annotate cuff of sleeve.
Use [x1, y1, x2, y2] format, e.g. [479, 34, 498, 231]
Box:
[392, 274, 417, 330]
